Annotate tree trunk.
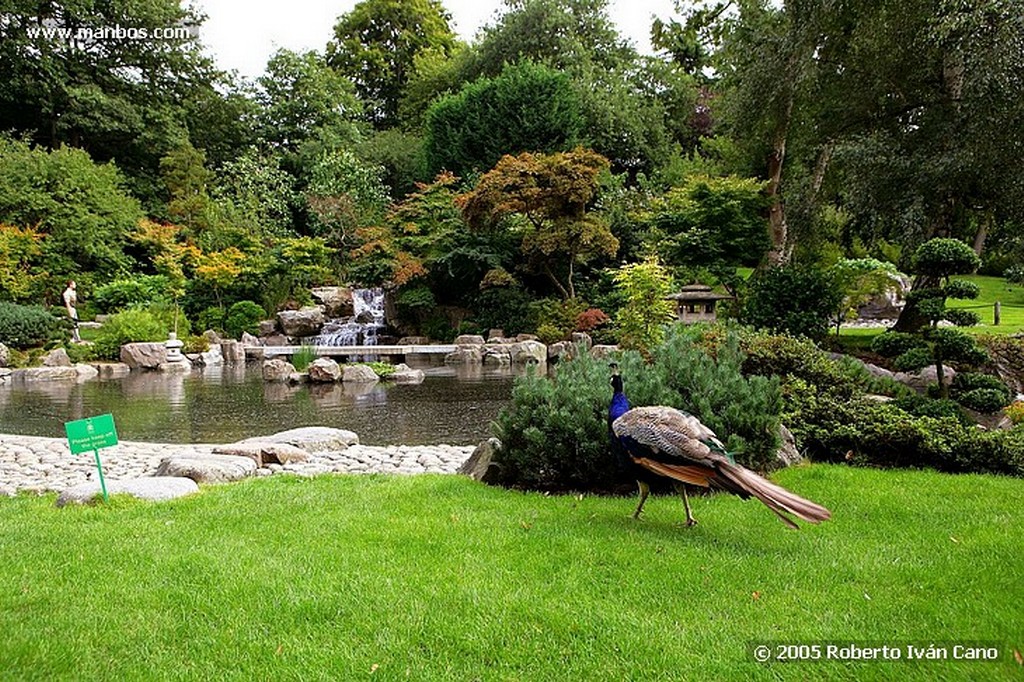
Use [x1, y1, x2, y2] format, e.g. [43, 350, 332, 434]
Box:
[972, 213, 991, 256]
[764, 94, 794, 268]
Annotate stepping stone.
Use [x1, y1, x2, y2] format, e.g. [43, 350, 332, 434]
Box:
[56, 477, 199, 507]
[240, 427, 359, 452]
[155, 454, 257, 483]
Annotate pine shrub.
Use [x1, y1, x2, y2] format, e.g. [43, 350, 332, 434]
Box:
[0, 302, 65, 350]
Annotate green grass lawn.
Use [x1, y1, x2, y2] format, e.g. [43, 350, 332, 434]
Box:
[2, 466, 1022, 680]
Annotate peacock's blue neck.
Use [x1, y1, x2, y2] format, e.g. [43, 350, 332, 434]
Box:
[609, 392, 630, 422]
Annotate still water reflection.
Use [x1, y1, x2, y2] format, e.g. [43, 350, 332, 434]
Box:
[0, 363, 520, 445]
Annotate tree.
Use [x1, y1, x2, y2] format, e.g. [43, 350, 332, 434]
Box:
[212, 149, 298, 238]
[828, 258, 904, 335]
[326, 0, 457, 128]
[894, 237, 981, 332]
[257, 49, 363, 171]
[741, 265, 842, 340]
[642, 174, 770, 285]
[871, 239, 987, 397]
[613, 259, 676, 353]
[0, 0, 215, 202]
[0, 136, 141, 283]
[424, 62, 584, 178]
[304, 149, 390, 253]
[460, 148, 618, 300]
[0, 224, 46, 303]
[160, 142, 217, 245]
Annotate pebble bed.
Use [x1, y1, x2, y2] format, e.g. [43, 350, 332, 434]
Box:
[0, 433, 475, 497]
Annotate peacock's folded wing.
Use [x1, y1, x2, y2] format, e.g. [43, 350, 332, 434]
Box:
[612, 406, 729, 467]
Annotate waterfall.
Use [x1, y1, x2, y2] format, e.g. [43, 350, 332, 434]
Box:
[314, 288, 386, 347]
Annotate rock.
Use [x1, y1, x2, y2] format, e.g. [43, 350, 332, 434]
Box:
[308, 357, 342, 382]
[515, 334, 540, 342]
[12, 366, 79, 382]
[571, 332, 593, 351]
[590, 345, 619, 360]
[262, 358, 295, 382]
[894, 365, 956, 393]
[221, 340, 246, 364]
[257, 320, 278, 337]
[263, 333, 289, 347]
[311, 286, 354, 317]
[213, 442, 311, 466]
[458, 438, 503, 483]
[547, 341, 575, 362]
[856, 273, 911, 319]
[156, 454, 257, 483]
[0, 367, 11, 383]
[391, 367, 425, 384]
[120, 342, 167, 370]
[56, 477, 200, 507]
[240, 332, 260, 346]
[202, 329, 222, 345]
[0, 341, 8, 367]
[487, 329, 505, 341]
[342, 364, 379, 383]
[397, 336, 430, 345]
[510, 340, 546, 365]
[74, 363, 99, 380]
[158, 357, 193, 373]
[42, 348, 72, 367]
[445, 346, 482, 365]
[241, 426, 360, 452]
[276, 307, 325, 337]
[775, 425, 803, 468]
[91, 362, 131, 379]
[482, 345, 512, 366]
[288, 372, 308, 384]
[454, 334, 485, 346]
[199, 344, 223, 367]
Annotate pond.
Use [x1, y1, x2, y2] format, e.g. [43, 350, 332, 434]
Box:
[0, 362, 521, 446]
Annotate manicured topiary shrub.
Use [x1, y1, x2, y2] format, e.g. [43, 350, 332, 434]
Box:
[950, 372, 1013, 413]
[0, 302, 65, 349]
[224, 300, 267, 339]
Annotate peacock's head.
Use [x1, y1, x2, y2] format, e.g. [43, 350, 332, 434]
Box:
[609, 362, 624, 394]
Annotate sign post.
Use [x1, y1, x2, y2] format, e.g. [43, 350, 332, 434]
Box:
[64, 414, 119, 502]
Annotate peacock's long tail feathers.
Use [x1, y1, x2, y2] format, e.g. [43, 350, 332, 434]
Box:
[717, 461, 832, 530]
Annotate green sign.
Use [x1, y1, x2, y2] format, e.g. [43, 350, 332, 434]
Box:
[65, 414, 119, 455]
[65, 414, 118, 502]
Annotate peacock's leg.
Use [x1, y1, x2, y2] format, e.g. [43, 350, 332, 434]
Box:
[680, 485, 697, 527]
[632, 480, 650, 519]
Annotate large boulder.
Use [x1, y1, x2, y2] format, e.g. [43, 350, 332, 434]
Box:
[0, 341, 8, 367]
[13, 366, 79, 382]
[482, 345, 512, 366]
[42, 348, 72, 367]
[454, 334, 485, 346]
[257, 319, 279, 337]
[571, 332, 593, 351]
[342, 364, 379, 383]
[276, 307, 325, 337]
[196, 344, 223, 367]
[91, 362, 131, 379]
[547, 341, 576, 362]
[156, 454, 257, 483]
[56, 477, 199, 507]
[120, 342, 167, 369]
[158, 357, 193, 373]
[445, 346, 482, 365]
[510, 340, 547, 365]
[775, 425, 803, 468]
[308, 357, 342, 382]
[390, 364, 425, 383]
[311, 286, 354, 317]
[262, 358, 295, 382]
[894, 365, 956, 393]
[241, 426, 359, 452]
[458, 438, 503, 483]
[221, 340, 246, 364]
[74, 363, 99, 381]
[590, 345, 619, 360]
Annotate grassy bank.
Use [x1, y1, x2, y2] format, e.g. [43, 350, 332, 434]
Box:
[1, 466, 1022, 680]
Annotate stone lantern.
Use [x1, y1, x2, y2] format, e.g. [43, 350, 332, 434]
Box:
[165, 331, 185, 362]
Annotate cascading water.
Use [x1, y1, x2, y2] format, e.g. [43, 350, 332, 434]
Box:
[314, 288, 387, 347]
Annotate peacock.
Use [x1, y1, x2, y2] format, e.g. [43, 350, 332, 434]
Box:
[608, 365, 831, 529]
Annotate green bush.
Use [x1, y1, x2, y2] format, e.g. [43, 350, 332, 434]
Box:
[93, 275, 171, 313]
[950, 372, 1012, 413]
[871, 331, 925, 358]
[913, 238, 980, 277]
[741, 266, 842, 340]
[224, 300, 267, 339]
[197, 307, 226, 334]
[491, 325, 783, 492]
[942, 308, 981, 327]
[92, 308, 170, 360]
[291, 345, 317, 372]
[0, 302, 65, 349]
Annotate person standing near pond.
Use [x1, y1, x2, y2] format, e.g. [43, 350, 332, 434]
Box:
[63, 280, 81, 342]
